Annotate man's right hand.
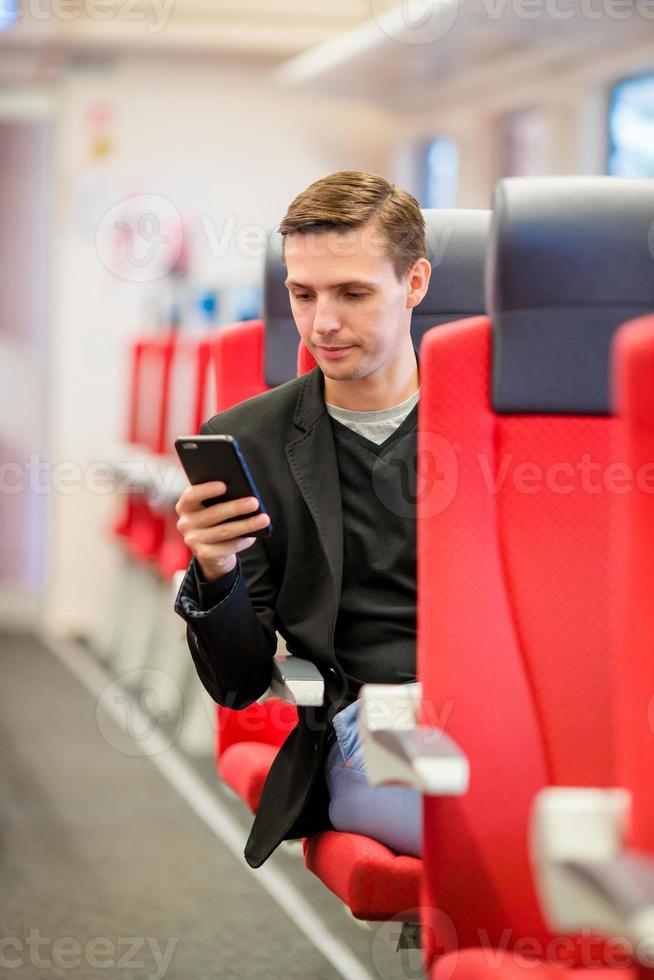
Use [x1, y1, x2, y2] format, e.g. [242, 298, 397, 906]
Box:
[175, 482, 271, 583]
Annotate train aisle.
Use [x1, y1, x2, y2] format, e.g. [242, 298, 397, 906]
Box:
[0, 631, 410, 980]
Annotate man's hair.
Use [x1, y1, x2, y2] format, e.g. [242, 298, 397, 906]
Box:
[278, 171, 426, 280]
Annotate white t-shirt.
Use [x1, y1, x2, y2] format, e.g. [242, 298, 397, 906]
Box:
[324, 389, 420, 446]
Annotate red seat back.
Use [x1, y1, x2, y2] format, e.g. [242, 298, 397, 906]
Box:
[297, 342, 316, 375]
[158, 335, 215, 579]
[134, 336, 176, 454]
[419, 178, 654, 963]
[211, 319, 271, 411]
[113, 334, 176, 555]
[419, 315, 616, 954]
[217, 699, 297, 755]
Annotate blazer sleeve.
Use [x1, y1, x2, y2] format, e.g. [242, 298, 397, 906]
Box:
[173, 425, 279, 710]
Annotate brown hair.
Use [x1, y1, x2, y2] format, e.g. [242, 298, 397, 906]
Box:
[278, 171, 426, 279]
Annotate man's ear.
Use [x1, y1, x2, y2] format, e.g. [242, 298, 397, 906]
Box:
[406, 258, 431, 310]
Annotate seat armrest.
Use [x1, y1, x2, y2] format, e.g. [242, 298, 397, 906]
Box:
[106, 442, 159, 485]
[144, 462, 187, 511]
[259, 655, 325, 707]
[530, 787, 654, 955]
[358, 683, 469, 796]
[561, 852, 654, 943]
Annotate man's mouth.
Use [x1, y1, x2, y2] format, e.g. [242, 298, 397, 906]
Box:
[316, 345, 355, 359]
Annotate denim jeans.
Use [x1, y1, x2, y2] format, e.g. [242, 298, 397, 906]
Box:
[325, 692, 422, 857]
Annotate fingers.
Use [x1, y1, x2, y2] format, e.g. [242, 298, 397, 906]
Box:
[174, 480, 270, 574]
[194, 495, 261, 529]
[176, 494, 264, 535]
[196, 512, 270, 542]
[175, 481, 227, 515]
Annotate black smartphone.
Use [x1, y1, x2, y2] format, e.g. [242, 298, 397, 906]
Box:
[174, 434, 272, 538]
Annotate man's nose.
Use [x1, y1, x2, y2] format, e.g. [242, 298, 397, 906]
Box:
[312, 298, 340, 336]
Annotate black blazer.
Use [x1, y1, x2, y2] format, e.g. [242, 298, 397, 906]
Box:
[176, 366, 353, 868]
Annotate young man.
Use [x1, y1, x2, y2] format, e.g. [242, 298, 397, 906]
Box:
[174, 171, 431, 868]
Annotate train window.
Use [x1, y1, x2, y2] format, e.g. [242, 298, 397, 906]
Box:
[422, 138, 459, 209]
[0, 0, 17, 32]
[608, 73, 654, 177]
[496, 108, 548, 178]
[233, 284, 262, 322]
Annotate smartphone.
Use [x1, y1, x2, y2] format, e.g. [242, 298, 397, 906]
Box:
[174, 434, 272, 538]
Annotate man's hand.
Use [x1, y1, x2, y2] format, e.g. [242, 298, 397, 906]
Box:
[175, 482, 270, 583]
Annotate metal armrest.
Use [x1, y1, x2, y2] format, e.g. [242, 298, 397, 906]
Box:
[106, 442, 158, 483]
[106, 447, 185, 510]
[358, 683, 469, 796]
[260, 654, 325, 707]
[530, 787, 654, 955]
[144, 462, 187, 511]
[561, 853, 654, 941]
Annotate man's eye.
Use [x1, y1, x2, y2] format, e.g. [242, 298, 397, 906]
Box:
[345, 292, 366, 300]
[293, 293, 311, 302]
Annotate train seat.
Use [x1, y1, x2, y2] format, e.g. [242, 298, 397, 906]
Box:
[218, 697, 295, 809]
[115, 335, 176, 562]
[219, 742, 280, 813]
[407, 177, 654, 974]
[303, 832, 422, 922]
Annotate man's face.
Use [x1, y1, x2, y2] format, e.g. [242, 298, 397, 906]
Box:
[284, 221, 423, 382]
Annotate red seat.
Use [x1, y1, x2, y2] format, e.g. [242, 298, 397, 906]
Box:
[215, 682, 298, 807]
[212, 319, 272, 408]
[417, 178, 654, 975]
[218, 697, 296, 751]
[421, 314, 616, 950]
[218, 742, 280, 813]
[157, 334, 215, 581]
[303, 832, 421, 921]
[297, 342, 316, 375]
[113, 335, 176, 565]
[126, 496, 166, 561]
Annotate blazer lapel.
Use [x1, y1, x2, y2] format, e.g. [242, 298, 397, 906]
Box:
[285, 368, 343, 607]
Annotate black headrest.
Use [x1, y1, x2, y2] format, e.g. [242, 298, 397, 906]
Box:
[412, 209, 489, 344]
[263, 209, 490, 386]
[262, 231, 291, 387]
[489, 176, 654, 415]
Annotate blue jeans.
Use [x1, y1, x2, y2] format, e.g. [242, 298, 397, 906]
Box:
[325, 694, 422, 857]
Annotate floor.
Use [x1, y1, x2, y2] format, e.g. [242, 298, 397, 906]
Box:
[0, 629, 423, 980]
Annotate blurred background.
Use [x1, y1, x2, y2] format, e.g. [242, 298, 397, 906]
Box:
[1, 0, 654, 639]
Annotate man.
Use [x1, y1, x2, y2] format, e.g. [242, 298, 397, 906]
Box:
[174, 171, 431, 868]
